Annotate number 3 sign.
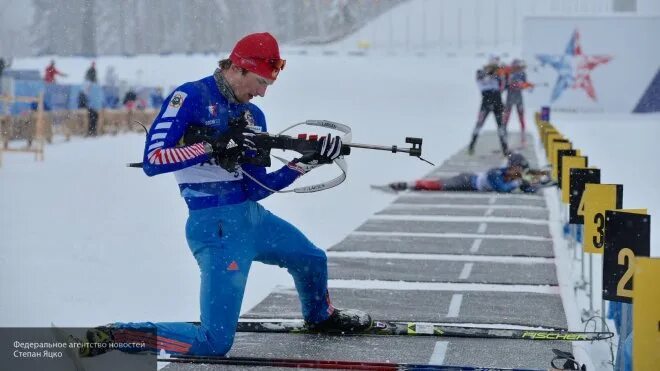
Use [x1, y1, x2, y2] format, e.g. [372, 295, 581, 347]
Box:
[580, 184, 623, 254]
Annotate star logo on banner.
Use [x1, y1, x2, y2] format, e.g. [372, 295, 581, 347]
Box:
[536, 29, 613, 102]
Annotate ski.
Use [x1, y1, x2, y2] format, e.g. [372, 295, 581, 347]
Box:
[231, 320, 612, 341]
[159, 354, 550, 370]
[370, 184, 399, 194]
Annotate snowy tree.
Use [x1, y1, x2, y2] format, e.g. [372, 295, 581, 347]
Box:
[29, 0, 405, 56]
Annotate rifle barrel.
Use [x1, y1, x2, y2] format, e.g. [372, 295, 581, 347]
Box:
[347, 142, 412, 154]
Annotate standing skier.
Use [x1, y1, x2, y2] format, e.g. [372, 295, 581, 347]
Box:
[503, 59, 533, 144]
[74, 32, 371, 358]
[468, 58, 509, 156]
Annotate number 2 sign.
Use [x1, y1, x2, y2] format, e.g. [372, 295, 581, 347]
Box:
[602, 210, 651, 303]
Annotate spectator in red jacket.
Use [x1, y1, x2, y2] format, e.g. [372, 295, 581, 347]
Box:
[44, 60, 67, 83]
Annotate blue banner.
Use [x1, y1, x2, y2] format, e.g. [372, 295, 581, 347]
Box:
[103, 86, 120, 109]
[11, 80, 44, 115]
[4, 75, 161, 115]
[44, 84, 70, 110]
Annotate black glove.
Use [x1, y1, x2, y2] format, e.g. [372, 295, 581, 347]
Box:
[210, 129, 254, 155]
[288, 134, 343, 174]
[519, 180, 537, 194]
[207, 118, 256, 170]
[317, 133, 343, 163]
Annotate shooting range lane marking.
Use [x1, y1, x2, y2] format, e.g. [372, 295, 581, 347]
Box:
[326, 279, 559, 294]
[469, 238, 483, 253]
[458, 263, 474, 280]
[381, 203, 547, 220]
[397, 191, 544, 200]
[446, 294, 463, 318]
[326, 251, 554, 264]
[388, 203, 546, 210]
[477, 223, 488, 233]
[489, 195, 497, 205]
[351, 231, 551, 241]
[428, 341, 449, 365]
[369, 215, 549, 225]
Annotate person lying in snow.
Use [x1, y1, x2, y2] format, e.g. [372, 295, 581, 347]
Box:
[378, 153, 553, 194]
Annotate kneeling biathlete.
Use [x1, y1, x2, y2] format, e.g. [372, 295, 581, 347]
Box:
[70, 32, 372, 359]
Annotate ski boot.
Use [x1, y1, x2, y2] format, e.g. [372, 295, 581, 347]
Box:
[51, 324, 116, 370]
[550, 348, 586, 370]
[467, 135, 477, 155]
[388, 182, 408, 192]
[305, 308, 372, 334]
[77, 325, 115, 357]
[501, 142, 511, 156]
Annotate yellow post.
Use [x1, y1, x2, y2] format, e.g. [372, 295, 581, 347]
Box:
[633, 257, 660, 370]
[544, 132, 562, 161]
[551, 141, 572, 182]
[0, 94, 47, 164]
[560, 156, 587, 203]
[35, 92, 45, 161]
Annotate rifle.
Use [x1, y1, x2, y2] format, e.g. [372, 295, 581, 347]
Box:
[129, 120, 433, 193]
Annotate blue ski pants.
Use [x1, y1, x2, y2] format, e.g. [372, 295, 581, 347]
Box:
[113, 200, 332, 356]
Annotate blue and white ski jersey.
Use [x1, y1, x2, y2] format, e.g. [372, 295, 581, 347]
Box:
[473, 167, 522, 193]
[142, 75, 302, 209]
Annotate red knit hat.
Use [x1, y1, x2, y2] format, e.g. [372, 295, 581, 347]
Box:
[229, 32, 285, 80]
